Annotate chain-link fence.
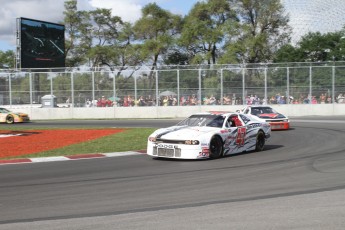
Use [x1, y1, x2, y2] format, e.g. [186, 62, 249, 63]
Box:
[1, 63, 345, 107]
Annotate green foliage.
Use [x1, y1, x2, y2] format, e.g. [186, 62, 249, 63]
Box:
[275, 31, 345, 63]
[0, 50, 15, 68]
[133, 3, 183, 70]
[220, 0, 291, 64]
[3, 0, 345, 98]
[180, 0, 237, 65]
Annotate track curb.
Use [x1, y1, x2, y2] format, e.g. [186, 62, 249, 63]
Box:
[0, 150, 146, 165]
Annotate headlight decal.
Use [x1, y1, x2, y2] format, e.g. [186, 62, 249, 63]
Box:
[184, 140, 200, 145]
[148, 136, 157, 142]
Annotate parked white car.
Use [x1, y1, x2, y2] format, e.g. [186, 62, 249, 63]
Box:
[147, 111, 271, 159]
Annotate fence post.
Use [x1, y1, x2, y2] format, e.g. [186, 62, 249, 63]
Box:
[198, 68, 202, 105]
[71, 72, 74, 108]
[332, 65, 335, 104]
[112, 71, 116, 106]
[309, 66, 312, 102]
[286, 67, 290, 104]
[242, 67, 245, 105]
[264, 67, 268, 104]
[50, 72, 53, 106]
[92, 71, 95, 102]
[29, 72, 33, 105]
[220, 68, 223, 105]
[177, 69, 180, 106]
[9, 73, 12, 107]
[155, 70, 159, 106]
[134, 72, 137, 106]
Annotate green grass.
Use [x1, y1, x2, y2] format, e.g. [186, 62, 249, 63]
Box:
[1, 127, 156, 159]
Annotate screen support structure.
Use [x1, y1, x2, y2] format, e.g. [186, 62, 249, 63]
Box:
[15, 18, 21, 71]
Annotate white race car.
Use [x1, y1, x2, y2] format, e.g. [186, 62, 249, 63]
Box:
[239, 105, 290, 130]
[147, 111, 271, 159]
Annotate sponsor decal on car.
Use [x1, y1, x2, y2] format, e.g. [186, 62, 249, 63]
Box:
[199, 147, 210, 157]
[247, 123, 262, 130]
[154, 144, 178, 149]
[235, 127, 246, 146]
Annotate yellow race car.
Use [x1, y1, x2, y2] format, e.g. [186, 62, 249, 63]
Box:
[0, 107, 30, 124]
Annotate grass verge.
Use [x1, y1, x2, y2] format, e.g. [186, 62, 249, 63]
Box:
[0, 127, 156, 159]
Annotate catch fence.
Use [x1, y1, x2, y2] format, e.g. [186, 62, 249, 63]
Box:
[1, 63, 345, 107]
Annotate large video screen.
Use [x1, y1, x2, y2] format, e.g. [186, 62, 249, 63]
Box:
[20, 17, 65, 69]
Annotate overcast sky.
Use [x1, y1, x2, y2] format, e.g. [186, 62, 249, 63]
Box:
[0, 0, 199, 51]
[1, 0, 345, 52]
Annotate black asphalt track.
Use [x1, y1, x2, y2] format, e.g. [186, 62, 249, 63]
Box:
[0, 116, 345, 229]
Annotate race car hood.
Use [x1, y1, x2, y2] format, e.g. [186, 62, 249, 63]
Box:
[155, 126, 217, 140]
[257, 113, 286, 119]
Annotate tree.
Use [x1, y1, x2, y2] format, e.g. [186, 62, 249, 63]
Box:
[132, 3, 183, 70]
[274, 30, 345, 63]
[180, 0, 238, 65]
[0, 50, 15, 69]
[298, 31, 345, 62]
[220, 0, 291, 64]
[86, 8, 123, 68]
[63, 0, 91, 67]
[272, 44, 301, 62]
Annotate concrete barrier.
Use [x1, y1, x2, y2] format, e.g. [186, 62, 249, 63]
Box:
[4, 104, 345, 120]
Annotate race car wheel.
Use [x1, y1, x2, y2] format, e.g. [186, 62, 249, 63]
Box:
[255, 131, 265, 151]
[6, 115, 14, 124]
[209, 136, 223, 159]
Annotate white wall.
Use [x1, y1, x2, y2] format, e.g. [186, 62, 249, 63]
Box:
[6, 104, 345, 120]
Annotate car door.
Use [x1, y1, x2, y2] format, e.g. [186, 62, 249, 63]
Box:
[223, 115, 247, 155]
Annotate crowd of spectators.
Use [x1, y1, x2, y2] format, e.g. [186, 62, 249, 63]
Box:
[83, 92, 345, 107]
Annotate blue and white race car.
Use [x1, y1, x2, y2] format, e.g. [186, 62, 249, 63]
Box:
[147, 111, 271, 159]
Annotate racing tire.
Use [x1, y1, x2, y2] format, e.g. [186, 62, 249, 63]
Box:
[209, 136, 223, 159]
[6, 115, 14, 124]
[255, 131, 265, 151]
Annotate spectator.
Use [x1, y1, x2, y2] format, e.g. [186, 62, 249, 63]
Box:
[162, 96, 168, 106]
[168, 95, 173, 106]
[269, 96, 276, 104]
[303, 96, 310, 104]
[320, 93, 326, 104]
[337, 93, 344, 103]
[190, 94, 197, 105]
[127, 95, 134, 106]
[86, 99, 92, 107]
[100, 96, 108, 107]
[223, 95, 231, 105]
[146, 95, 154, 106]
[180, 96, 186, 106]
[123, 96, 128, 107]
[203, 96, 210, 105]
[92, 99, 98, 107]
[327, 95, 332, 103]
[172, 96, 177, 106]
[209, 95, 216, 105]
[279, 96, 286, 104]
[245, 96, 251, 105]
[138, 96, 146, 106]
[311, 96, 318, 104]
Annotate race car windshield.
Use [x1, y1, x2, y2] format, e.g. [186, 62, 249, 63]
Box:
[177, 114, 225, 127]
[252, 107, 277, 114]
[0, 108, 10, 113]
